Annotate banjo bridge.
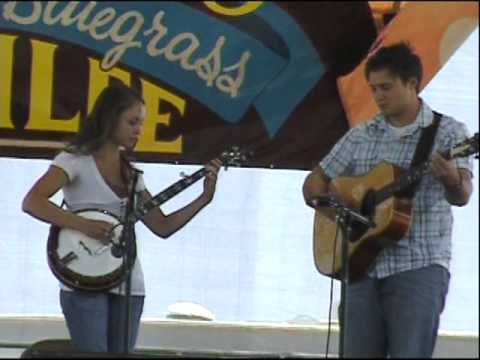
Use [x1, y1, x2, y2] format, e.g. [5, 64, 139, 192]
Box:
[78, 241, 93, 256]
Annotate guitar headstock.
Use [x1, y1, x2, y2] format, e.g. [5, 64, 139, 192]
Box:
[450, 133, 479, 159]
[218, 146, 252, 169]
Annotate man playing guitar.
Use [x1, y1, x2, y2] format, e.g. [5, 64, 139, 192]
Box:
[303, 42, 474, 358]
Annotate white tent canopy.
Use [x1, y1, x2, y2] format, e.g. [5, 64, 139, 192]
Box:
[0, 27, 477, 359]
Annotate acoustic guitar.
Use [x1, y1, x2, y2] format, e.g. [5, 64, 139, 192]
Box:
[313, 133, 478, 281]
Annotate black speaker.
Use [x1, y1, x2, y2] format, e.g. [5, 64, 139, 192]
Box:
[21, 339, 310, 358]
[21, 339, 169, 358]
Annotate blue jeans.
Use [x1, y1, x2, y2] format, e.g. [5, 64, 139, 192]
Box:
[60, 290, 144, 354]
[340, 265, 450, 358]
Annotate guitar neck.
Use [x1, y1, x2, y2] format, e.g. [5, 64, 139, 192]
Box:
[375, 163, 428, 204]
[375, 148, 454, 204]
[128, 167, 207, 223]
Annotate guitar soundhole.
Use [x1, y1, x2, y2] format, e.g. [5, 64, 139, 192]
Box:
[349, 189, 376, 243]
[361, 189, 376, 217]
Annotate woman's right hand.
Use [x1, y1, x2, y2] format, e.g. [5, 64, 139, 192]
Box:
[75, 217, 115, 244]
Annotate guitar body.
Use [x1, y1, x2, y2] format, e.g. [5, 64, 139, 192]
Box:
[313, 162, 413, 281]
[47, 209, 135, 292]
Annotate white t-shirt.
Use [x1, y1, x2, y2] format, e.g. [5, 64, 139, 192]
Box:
[388, 119, 418, 139]
[52, 151, 146, 296]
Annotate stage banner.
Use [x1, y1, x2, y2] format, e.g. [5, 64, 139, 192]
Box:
[0, 1, 377, 169]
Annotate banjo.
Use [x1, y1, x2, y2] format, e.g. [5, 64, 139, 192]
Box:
[47, 147, 249, 292]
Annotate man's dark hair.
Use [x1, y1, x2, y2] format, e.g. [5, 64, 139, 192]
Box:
[365, 42, 423, 93]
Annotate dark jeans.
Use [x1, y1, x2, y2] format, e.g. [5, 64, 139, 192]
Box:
[339, 265, 450, 358]
[60, 290, 145, 354]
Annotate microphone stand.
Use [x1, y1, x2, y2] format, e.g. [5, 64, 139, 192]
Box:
[311, 196, 375, 358]
[120, 170, 140, 355]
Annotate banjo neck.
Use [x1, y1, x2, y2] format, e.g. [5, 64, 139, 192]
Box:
[124, 146, 250, 224]
[127, 167, 207, 224]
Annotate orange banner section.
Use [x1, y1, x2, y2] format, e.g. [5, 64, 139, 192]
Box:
[338, 1, 478, 127]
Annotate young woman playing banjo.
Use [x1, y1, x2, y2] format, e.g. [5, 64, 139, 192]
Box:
[22, 82, 222, 354]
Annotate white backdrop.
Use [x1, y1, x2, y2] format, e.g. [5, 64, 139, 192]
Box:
[0, 29, 477, 333]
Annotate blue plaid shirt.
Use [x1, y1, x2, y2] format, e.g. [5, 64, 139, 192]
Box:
[319, 100, 474, 278]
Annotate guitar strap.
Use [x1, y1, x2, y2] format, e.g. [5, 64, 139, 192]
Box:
[398, 110, 442, 199]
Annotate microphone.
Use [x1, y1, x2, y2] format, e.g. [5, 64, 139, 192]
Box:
[308, 195, 338, 208]
[111, 243, 124, 258]
[309, 195, 376, 228]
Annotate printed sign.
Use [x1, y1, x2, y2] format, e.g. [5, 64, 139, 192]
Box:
[0, 1, 377, 169]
